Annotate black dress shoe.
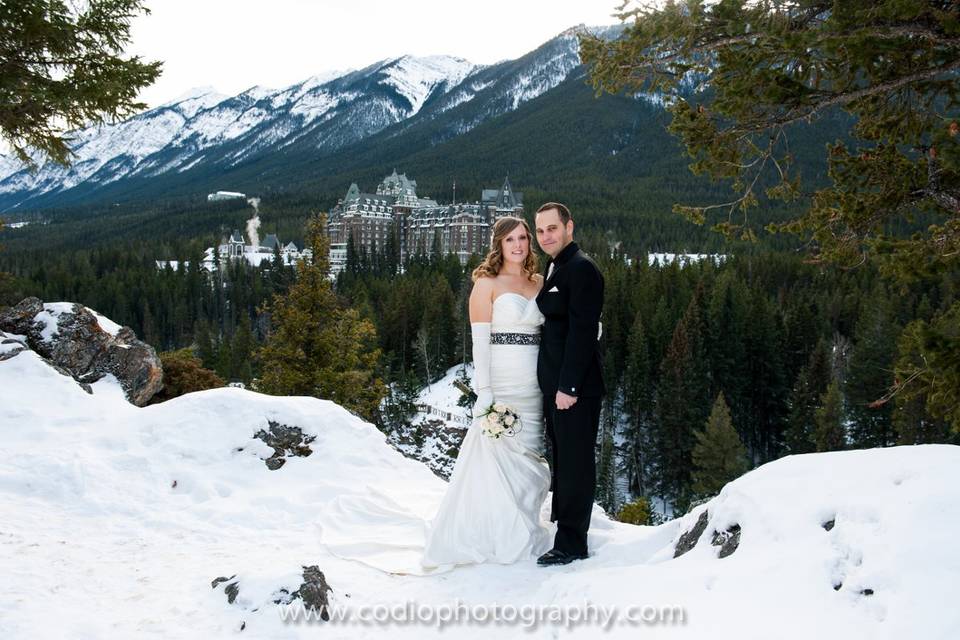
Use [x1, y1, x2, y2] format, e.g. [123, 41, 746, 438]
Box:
[537, 549, 588, 566]
[536, 549, 562, 563]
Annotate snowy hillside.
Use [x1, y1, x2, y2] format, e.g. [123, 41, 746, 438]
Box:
[386, 364, 472, 479]
[2, 313, 959, 638]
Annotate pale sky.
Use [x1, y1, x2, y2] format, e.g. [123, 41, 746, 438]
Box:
[129, 0, 624, 108]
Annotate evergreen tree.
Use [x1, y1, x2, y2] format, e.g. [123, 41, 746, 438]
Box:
[385, 227, 401, 276]
[649, 296, 674, 366]
[214, 337, 232, 381]
[0, 268, 21, 307]
[151, 348, 224, 403]
[893, 391, 953, 446]
[653, 289, 710, 510]
[896, 306, 960, 432]
[193, 318, 216, 369]
[846, 285, 899, 448]
[0, 0, 162, 165]
[783, 298, 823, 385]
[743, 290, 788, 461]
[229, 314, 255, 383]
[600, 266, 631, 386]
[140, 299, 158, 348]
[692, 392, 750, 497]
[429, 231, 443, 268]
[211, 246, 224, 332]
[421, 273, 457, 377]
[892, 319, 958, 442]
[257, 213, 386, 421]
[378, 370, 421, 435]
[344, 233, 360, 278]
[814, 381, 846, 452]
[595, 399, 620, 515]
[380, 279, 418, 374]
[268, 242, 289, 293]
[784, 339, 831, 454]
[706, 271, 748, 430]
[622, 312, 654, 496]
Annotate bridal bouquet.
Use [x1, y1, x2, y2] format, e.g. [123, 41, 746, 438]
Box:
[479, 402, 523, 439]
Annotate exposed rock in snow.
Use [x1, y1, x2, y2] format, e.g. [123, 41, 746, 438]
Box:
[674, 509, 709, 558]
[0, 297, 162, 405]
[710, 523, 741, 558]
[251, 420, 317, 470]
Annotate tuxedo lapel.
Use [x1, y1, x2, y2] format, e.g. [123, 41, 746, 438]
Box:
[544, 243, 577, 286]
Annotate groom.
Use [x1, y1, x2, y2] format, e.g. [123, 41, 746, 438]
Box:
[533, 202, 605, 567]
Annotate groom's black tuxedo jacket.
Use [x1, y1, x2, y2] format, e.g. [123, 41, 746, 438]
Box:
[536, 241, 606, 399]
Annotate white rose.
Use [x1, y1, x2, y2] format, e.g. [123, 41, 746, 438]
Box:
[493, 403, 508, 414]
[503, 414, 515, 426]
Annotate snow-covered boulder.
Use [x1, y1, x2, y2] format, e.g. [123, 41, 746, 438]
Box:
[0, 330, 28, 361]
[0, 297, 162, 405]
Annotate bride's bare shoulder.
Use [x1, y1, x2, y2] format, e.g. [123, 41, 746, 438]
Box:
[471, 274, 496, 296]
[470, 275, 496, 320]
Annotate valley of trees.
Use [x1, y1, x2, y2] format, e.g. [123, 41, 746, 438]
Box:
[3, 198, 956, 518]
[580, 0, 960, 438]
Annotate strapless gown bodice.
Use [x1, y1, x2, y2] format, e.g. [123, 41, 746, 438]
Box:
[490, 292, 545, 333]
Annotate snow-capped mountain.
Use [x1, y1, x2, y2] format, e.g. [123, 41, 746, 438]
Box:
[0, 26, 618, 212]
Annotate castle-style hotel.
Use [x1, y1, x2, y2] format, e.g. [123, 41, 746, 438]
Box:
[326, 170, 523, 273]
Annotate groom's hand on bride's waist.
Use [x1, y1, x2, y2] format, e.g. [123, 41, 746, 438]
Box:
[555, 390, 578, 410]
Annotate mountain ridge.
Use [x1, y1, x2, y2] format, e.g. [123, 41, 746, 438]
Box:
[0, 25, 623, 212]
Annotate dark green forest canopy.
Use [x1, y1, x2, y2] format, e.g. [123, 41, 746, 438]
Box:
[579, 0, 960, 432]
[579, 0, 960, 272]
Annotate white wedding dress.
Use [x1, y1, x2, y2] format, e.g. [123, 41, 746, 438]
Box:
[313, 293, 554, 575]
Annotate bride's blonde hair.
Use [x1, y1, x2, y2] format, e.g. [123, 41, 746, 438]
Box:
[471, 217, 539, 282]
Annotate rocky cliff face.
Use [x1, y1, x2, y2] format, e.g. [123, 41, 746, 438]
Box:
[0, 297, 162, 406]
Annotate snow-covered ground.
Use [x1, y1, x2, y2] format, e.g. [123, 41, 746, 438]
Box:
[647, 253, 726, 267]
[386, 365, 471, 479]
[415, 363, 471, 422]
[2, 327, 959, 638]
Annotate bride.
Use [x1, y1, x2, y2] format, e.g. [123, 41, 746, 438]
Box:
[313, 217, 553, 574]
[420, 216, 552, 568]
